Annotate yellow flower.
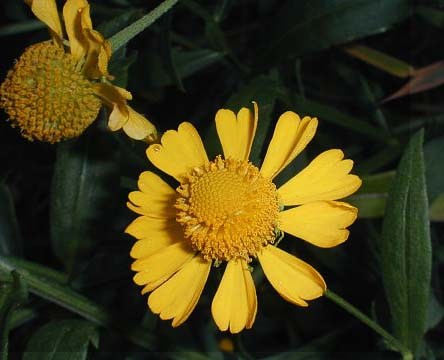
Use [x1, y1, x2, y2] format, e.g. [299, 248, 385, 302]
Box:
[126, 103, 362, 333]
[0, 0, 157, 143]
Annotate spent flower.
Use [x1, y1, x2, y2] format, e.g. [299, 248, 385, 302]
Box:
[0, 0, 157, 143]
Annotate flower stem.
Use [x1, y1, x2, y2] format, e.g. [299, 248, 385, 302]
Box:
[324, 289, 413, 360]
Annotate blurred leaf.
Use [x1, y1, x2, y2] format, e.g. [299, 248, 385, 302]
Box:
[347, 171, 394, 218]
[430, 193, 444, 221]
[344, 45, 414, 78]
[225, 73, 280, 164]
[23, 320, 99, 360]
[0, 271, 27, 360]
[0, 254, 154, 349]
[0, 20, 44, 37]
[181, 0, 228, 52]
[416, 6, 444, 28]
[160, 12, 185, 91]
[50, 131, 118, 273]
[291, 95, 385, 141]
[381, 130, 431, 355]
[109, 0, 179, 52]
[262, 0, 410, 61]
[135, 48, 224, 89]
[383, 61, 444, 103]
[424, 135, 444, 202]
[0, 184, 22, 256]
[426, 293, 444, 331]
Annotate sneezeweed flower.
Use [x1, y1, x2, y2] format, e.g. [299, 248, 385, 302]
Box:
[0, 0, 157, 143]
[126, 103, 362, 333]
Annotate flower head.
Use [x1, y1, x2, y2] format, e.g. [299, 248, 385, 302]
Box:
[0, 0, 157, 143]
[126, 103, 361, 333]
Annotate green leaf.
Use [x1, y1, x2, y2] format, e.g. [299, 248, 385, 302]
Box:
[0, 255, 154, 349]
[291, 94, 386, 141]
[344, 45, 414, 78]
[347, 171, 394, 218]
[23, 320, 98, 360]
[50, 131, 118, 273]
[0, 184, 22, 256]
[0, 271, 28, 360]
[108, 0, 179, 52]
[262, 0, 410, 61]
[381, 129, 432, 355]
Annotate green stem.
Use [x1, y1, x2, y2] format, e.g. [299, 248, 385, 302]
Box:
[325, 289, 413, 360]
[109, 0, 179, 52]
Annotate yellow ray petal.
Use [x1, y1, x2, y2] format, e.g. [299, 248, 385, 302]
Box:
[260, 113, 317, 179]
[216, 102, 258, 161]
[26, 0, 63, 39]
[79, 6, 111, 79]
[277, 149, 362, 205]
[211, 259, 257, 333]
[146, 122, 209, 182]
[148, 255, 211, 327]
[62, 0, 88, 61]
[125, 217, 184, 259]
[123, 107, 158, 142]
[127, 171, 176, 218]
[279, 201, 358, 248]
[258, 245, 326, 306]
[125, 216, 180, 242]
[131, 242, 194, 289]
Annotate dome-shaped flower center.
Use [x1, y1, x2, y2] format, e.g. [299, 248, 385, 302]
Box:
[0, 41, 101, 143]
[175, 156, 280, 262]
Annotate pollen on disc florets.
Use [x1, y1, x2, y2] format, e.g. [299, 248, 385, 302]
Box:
[175, 156, 280, 262]
[0, 41, 101, 143]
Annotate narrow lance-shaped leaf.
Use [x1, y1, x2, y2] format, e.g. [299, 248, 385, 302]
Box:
[382, 61, 444, 103]
[50, 130, 118, 273]
[381, 129, 432, 355]
[344, 45, 414, 78]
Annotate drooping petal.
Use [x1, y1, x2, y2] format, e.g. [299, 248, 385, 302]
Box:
[277, 149, 362, 205]
[211, 259, 257, 333]
[25, 0, 63, 40]
[148, 255, 211, 327]
[122, 107, 158, 142]
[260, 113, 317, 179]
[127, 171, 176, 218]
[216, 102, 258, 161]
[279, 201, 358, 248]
[62, 0, 88, 60]
[258, 245, 326, 306]
[131, 242, 194, 291]
[146, 122, 209, 182]
[79, 6, 112, 79]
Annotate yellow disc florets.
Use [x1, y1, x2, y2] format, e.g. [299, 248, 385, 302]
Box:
[175, 156, 280, 262]
[0, 41, 101, 143]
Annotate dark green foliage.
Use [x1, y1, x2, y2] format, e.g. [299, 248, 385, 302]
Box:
[0, 0, 443, 359]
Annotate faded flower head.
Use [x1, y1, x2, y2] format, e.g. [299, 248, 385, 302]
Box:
[0, 0, 157, 143]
